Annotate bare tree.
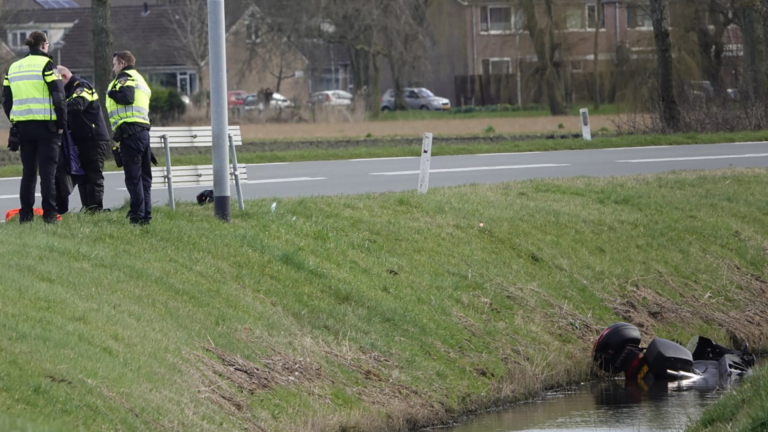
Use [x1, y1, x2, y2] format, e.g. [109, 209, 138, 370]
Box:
[240, 0, 431, 115]
[241, 36, 298, 92]
[318, 0, 384, 114]
[381, 0, 431, 110]
[678, 0, 735, 95]
[236, 3, 307, 93]
[520, 0, 566, 115]
[166, 0, 209, 93]
[593, 0, 602, 109]
[92, 0, 113, 132]
[735, 0, 768, 103]
[650, 0, 680, 130]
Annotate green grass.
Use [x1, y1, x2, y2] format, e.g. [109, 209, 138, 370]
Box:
[688, 368, 768, 432]
[374, 104, 625, 121]
[177, 130, 768, 166]
[1, 130, 767, 178]
[2, 169, 768, 431]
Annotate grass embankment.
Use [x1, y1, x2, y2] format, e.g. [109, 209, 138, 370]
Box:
[688, 368, 768, 432]
[1, 130, 766, 179]
[2, 170, 768, 432]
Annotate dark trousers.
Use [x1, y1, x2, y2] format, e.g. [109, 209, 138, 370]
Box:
[55, 149, 75, 215]
[120, 130, 152, 223]
[19, 136, 61, 223]
[76, 140, 108, 211]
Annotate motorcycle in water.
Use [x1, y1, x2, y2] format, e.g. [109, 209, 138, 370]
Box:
[592, 323, 755, 390]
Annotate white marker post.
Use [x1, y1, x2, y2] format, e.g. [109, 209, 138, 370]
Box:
[418, 132, 433, 194]
[580, 108, 592, 141]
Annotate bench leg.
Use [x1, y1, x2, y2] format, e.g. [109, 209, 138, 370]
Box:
[163, 134, 175, 210]
[229, 134, 245, 211]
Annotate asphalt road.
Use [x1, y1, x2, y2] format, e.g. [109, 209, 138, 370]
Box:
[2, 141, 768, 217]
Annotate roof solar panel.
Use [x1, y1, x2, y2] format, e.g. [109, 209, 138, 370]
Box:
[36, 0, 79, 9]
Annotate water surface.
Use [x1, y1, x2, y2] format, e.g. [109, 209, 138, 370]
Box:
[443, 360, 764, 432]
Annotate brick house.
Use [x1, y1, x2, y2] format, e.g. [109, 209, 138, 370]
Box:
[388, 0, 744, 106]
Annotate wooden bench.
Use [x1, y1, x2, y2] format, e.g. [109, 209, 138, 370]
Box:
[148, 126, 246, 210]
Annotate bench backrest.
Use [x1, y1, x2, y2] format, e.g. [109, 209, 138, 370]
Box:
[147, 125, 246, 210]
[151, 165, 247, 187]
[148, 126, 243, 148]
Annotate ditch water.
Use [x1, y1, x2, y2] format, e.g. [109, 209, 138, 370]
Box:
[440, 359, 765, 432]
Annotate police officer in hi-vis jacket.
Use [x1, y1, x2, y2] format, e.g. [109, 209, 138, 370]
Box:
[1, 31, 67, 224]
[57, 66, 110, 212]
[107, 50, 152, 225]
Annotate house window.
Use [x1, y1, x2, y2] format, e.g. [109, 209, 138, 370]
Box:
[480, 6, 523, 33]
[565, 7, 585, 30]
[561, 4, 604, 30]
[627, 3, 653, 29]
[148, 71, 197, 95]
[177, 71, 198, 95]
[587, 4, 606, 29]
[8, 30, 48, 49]
[482, 58, 512, 75]
[245, 19, 261, 43]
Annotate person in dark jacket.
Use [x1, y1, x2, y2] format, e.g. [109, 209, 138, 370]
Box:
[1, 31, 66, 224]
[57, 66, 110, 212]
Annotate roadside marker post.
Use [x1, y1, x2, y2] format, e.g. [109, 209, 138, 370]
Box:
[418, 132, 433, 194]
[580, 108, 592, 141]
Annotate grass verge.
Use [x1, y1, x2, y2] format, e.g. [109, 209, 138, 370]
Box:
[2, 130, 767, 179]
[1, 169, 768, 431]
[687, 368, 768, 432]
[374, 104, 626, 121]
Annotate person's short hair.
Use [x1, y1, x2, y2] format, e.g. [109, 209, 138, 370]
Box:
[113, 51, 136, 67]
[24, 31, 48, 50]
[57, 65, 71, 77]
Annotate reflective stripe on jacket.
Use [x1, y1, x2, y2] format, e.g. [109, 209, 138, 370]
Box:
[105, 69, 151, 130]
[4, 55, 57, 122]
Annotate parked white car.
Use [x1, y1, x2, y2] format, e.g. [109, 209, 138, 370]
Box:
[243, 92, 294, 111]
[270, 92, 293, 109]
[311, 90, 353, 107]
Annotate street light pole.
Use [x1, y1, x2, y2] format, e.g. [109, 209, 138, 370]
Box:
[207, 0, 231, 221]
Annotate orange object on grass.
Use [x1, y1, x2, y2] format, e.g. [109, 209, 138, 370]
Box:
[4, 208, 62, 222]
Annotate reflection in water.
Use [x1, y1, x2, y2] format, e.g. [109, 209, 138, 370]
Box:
[442, 378, 738, 432]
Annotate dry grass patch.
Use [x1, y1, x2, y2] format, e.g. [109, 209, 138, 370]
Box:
[608, 262, 768, 346]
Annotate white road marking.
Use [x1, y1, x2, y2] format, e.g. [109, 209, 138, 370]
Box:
[476, 151, 544, 156]
[246, 177, 327, 184]
[0, 193, 40, 199]
[117, 177, 327, 191]
[603, 146, 671, 151]
[247, 162, 290, 166]
[617, 153, 768, 163]
[370, 164, 569, 176]
[350, 157, 418, 162]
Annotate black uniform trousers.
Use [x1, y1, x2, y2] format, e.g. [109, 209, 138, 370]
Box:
[76, 140, 108, 211]
[120, 129, 152, 224]
[19, 136, 60, 223]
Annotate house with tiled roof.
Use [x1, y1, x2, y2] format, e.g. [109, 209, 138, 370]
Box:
[0, 1, 314, 101]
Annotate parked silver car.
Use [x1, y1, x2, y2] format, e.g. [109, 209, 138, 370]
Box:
[380, 88, 451, 111]
[311, 90, 353, 107]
